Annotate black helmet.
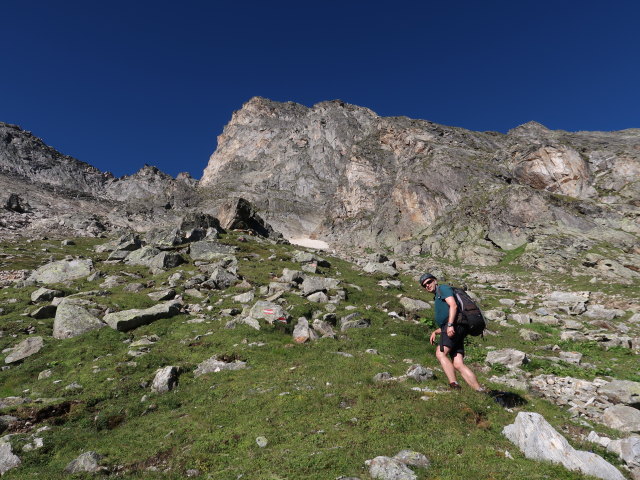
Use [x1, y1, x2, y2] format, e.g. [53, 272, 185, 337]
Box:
[419, 273, 436, 286]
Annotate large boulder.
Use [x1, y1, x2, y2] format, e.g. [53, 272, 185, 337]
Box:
[399, 297, 431, 313]
[603, 405, 640, 433]
[189, 240, 236, 261]
[485, 349, 529, 369]
[64, 451, 105, 474]
[30, 287, 64, 303]
[503, 412, 625, 480]
[542, 291, 589, 315]
[28, 258, 93, 285]
[151, 366, 179, 393]
[125, 246, 184, 270]
[247, 301, 288, 324]
[599, 380, 640, 406]
[103, 301, 181, 332]
[300, 276, 340, 296]
[53, 299, 105, 339]
[0, 442, 21, 475]
[4, 336, 44, 364]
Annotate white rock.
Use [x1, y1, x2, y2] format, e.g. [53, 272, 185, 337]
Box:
[503, 412, 624, 480]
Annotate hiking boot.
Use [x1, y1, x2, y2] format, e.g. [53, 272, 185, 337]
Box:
[449, 382, 461, 390]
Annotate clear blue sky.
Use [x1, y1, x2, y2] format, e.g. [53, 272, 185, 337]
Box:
[3, 0, 639, 178]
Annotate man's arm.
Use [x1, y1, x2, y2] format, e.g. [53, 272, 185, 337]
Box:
[444, 296, 457, 337]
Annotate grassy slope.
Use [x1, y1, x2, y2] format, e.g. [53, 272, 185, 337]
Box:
[0, 234, 637, 479]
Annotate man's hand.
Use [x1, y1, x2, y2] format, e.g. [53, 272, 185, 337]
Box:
[446, 325, 455, 338]
[429, 330, 437, 345]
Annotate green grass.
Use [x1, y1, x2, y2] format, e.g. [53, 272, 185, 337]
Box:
[0, 233, 635, 479]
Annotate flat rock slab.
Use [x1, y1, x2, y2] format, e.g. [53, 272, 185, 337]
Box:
[30, 287, 64, 303]
[486, 348, 529, 369]
[599, 380, 640, 405]
[194, 357, 247, 377]
[189, 240, 236, 261]
[4, 336, 44, 363]
[399, 297, 431, 312]
[503, 412, 625, 480]
[104, 301, 181, 332]
[53, 299, 105, 339]
[365, 456, 417, 480]
[28, 258, 93, 285]
[603, 405, 640, 432]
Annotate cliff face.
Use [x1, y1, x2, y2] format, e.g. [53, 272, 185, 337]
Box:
[0, 123, 199, 237]
[199, 97, 639, 269]
[2, 100, 639, 278]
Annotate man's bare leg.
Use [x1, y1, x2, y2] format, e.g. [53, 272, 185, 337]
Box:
[452, 355, 482, 391]
[435, 345, 458, 384]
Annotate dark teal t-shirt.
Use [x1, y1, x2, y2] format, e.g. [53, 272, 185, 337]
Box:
[434, 284, 454, 328]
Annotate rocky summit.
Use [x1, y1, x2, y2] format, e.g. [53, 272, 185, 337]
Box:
[0, 100, 639, 479]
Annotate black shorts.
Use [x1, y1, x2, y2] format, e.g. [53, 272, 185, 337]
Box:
[439, 325, 466, 358]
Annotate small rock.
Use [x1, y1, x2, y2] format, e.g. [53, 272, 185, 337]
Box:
[64, 451, 104, 474]
[256, 436, 268, 448]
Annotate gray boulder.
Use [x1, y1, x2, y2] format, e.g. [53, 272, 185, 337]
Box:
[293, 317, 312, 343]
[208, 267, 239, 289]
[145, 227, 184, 248]
[393, 450, 430, 468]
[0, 442, 21, 476]
[485, 349, 529, 369]
[124, 246, 161, 266]
[280, 268, 304, 283]
[151, 366, 179, 393]
[399, 297, 431, 313]
[608, 435, 640, 468]
[53, 299, 105, 339]
[365, 456, 416, 480]
[147, 289, 176, 302]
[307, 291, 329, 303]
[405, 365, 434, 382]
[194, 356, 247, 377]
[189, 240, 236, 261]
[542, 291, 589, 315]
[363, 262, 399, 277]
[233, 291, 255, 304]
[300, 276, 340, 296]
[4, 336, 44, 363]
[103, 301, 181, 332]
[509, 313, 531, 324]
[503, 412, 625, 480]
[247, 301, 288, 324]
[0, 416, 18, 434]
[30, 287, 64, 303]
[603, 405, 640, 433]
[581, 304, 625, 321]
[599, 380, 640, 406]
[340, 313, 371, 331]
[28, 258, 93, 285]
[63, 451, 104, 474]
[312, 319, 336, 338]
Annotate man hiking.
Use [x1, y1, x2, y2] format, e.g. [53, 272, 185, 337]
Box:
[420, 273, 483, 391]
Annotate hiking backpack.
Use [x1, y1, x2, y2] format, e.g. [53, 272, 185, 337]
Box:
[451, 287, 486, 336]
